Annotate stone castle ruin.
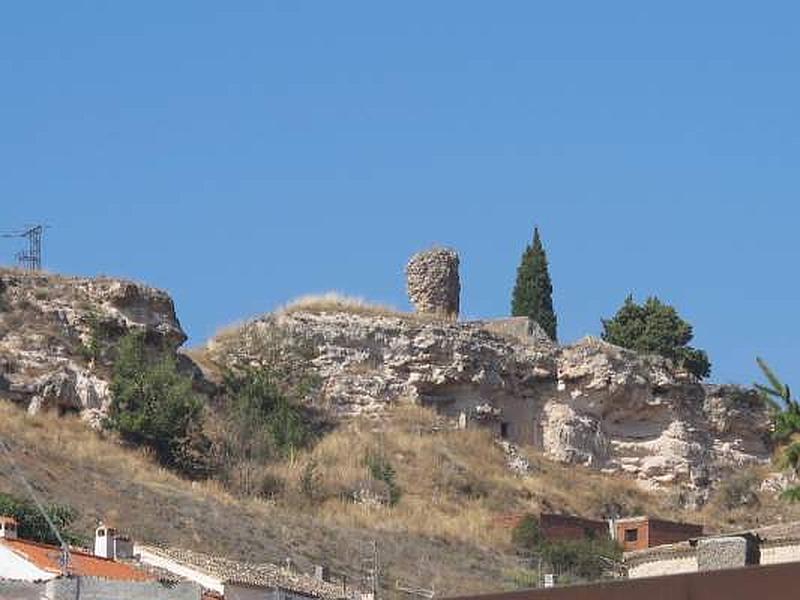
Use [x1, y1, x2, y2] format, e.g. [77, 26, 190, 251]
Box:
[405, 247, 460, 319]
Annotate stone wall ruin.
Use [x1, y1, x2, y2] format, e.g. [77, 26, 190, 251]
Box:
[405, 247, 460, 318]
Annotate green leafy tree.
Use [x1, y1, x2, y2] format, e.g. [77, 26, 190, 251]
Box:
[601, 296, 711, 379]
[0, 493, 82, 546]
[511, 227, 557, 341]
[107, 332, 209, 477]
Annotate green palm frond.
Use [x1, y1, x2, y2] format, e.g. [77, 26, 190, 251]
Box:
[756, 357, 790, 400]
[779, 486, 800, 503]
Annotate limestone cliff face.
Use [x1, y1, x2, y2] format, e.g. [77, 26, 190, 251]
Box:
[209, 310, 772, 498]
[0, 269, 186, 424]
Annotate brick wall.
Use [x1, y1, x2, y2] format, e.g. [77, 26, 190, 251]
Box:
[616, 518, 702, 551]
[539, 514, 609, 542]
[647, 519, 703, 547]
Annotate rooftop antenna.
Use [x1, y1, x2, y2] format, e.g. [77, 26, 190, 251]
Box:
[0, 436, 70, 574]
[2, 225, 46, 271]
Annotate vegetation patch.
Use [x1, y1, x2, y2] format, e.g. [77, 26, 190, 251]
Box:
[0, 492, 82, 546]
[106, 331, 209, 478]
[601, 295, 711, 378]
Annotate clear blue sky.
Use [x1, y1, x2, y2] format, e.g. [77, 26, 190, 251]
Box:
[1, 2, 797, 385]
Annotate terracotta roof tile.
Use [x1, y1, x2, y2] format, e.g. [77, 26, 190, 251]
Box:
[1, 539, 152, 582]
[141, 545, 357, 600]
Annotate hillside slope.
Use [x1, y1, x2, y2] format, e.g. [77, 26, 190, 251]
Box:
[1, 401, 795, 597]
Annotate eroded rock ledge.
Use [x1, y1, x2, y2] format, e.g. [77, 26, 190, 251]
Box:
[209, 310, 771, 499]
[0, 269, 186, 425]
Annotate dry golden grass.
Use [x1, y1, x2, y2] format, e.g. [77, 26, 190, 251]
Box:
[0, 402, 518, 597]
[276, 292, 405, 318]
[1, 399, 793, 596]
[258, 405, 687, 552]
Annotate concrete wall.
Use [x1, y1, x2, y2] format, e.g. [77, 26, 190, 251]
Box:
[760, 542, 800, 565]
[626, 555, 697, 579]
[46, 576, 201, 600]
[226, 585, 320, 600]
[0, 580, 44, 600]
[0, 577, 201, 600]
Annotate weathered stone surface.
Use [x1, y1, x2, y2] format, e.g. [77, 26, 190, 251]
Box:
[405, 248, 460, 318]
[0, 269, 187, 424]
[697, 537, 748, 571]
[208, 310, 773, 499]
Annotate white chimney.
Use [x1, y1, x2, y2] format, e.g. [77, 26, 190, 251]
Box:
[0, 517, 18, 540]
[94, 523, 116, 559]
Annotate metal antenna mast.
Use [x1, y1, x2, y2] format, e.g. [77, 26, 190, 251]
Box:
[2, 225, 45, 271]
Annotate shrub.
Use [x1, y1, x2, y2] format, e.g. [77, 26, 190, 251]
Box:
[106, 332, 209, 478]
[541, 538, 620, 580]
[511, 514, 545, 552]
[716, 471, 760, 510]
[510, 514, 620, 583]
[601, 295, 711, 378]
[364, 450, 401, 505]
[299, 459, 321, 501]
[0, 493, 82, 546]
[220, 365, 310, 461]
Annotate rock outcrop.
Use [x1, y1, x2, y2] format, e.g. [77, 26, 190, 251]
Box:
[0, 269, 187, 425]
[208, 309, 772, 501]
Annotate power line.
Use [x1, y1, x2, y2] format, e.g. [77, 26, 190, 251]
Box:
[0, 436, 70, 574]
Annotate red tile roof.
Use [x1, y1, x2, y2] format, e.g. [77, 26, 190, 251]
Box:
[1, 538, 152, 581]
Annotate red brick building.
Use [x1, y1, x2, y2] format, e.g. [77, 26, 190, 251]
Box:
[615, 516, 703, 552]
[539, 514, 610, 542]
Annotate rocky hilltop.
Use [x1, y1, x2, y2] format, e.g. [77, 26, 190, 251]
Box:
[0, 268, 774, 504]
[208, 306, 772, 501]
[0, 269, 186, 425]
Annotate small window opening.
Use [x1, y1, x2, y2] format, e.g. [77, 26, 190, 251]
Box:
[500, 422, 510, 439]
[624, 528, 639, 542]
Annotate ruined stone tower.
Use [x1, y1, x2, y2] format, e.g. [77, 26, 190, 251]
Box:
[405, 247, 460, 319]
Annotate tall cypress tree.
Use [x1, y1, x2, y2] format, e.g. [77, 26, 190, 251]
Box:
[511, 227, 557, 340]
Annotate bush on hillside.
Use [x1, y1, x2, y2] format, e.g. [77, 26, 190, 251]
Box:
[0, 493, 82, 546]
[511, 515, 621, 582]
[106, 331, 209, 478]
[511, 514, 545, 550]
[364, 450, 401, 505]
[601, 295, 711, 379]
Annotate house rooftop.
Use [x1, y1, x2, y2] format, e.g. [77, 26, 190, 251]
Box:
[139, 545, 356, 600]
[1, 538, 152, 582]
[624, 519, 800, 567]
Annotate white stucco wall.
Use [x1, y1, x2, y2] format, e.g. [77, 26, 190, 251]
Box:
[627, 555, 697, 579]
[760, 543, 800, 565]
[0, 543, 55, 582]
